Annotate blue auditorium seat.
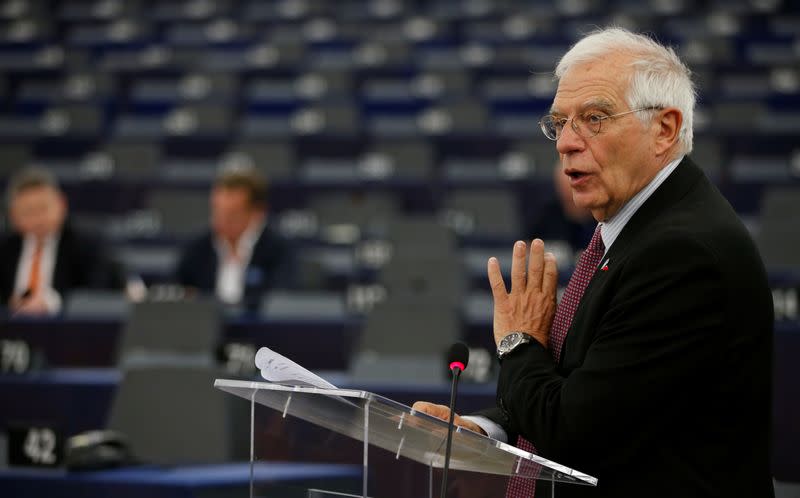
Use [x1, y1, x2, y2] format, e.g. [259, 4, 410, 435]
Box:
[290, 104, 362, 137]
[441, 187, 521, 239]
[130, 74, 238, 105]
[113, 243, 180, 283]
[688, 136, 724, 181]
[718, 69, 773, 98]
[365, 139, 434, 180]
[238, 112, 295, 139]
[352, 40, 412, 69]
[0, 112, 47, 140]
[260, 290, 349, 322]
[361, 76, 430, 107]
[416, 44, 469, 70]
[65, 290, 130, 318]
[757, 187, 800, 270]
[58, 0, 141, 22]
[241, 0, 328, 21]
[164, 19, 255, 47]
[0, 143, 31, 176]
[113, 112, 168, 140]
[150, 0, 230, 22]
[759, 109, 800, 134]
[65, 21, 153, 48]
[246, 76, 305, 107]
[144, 187, 209, 238]
[98, 46, 174, 72]
[730, 154, 793, 183]
[443, 156, 513, 184]
[223, 141, 296, 180]
[99, 140, 161, 180]
[114, 105, 233, 140]
[17, 73, 116, 107]
[745, 39, 800, 65]
[308, 190, 400, 234]
[0, 18, 52, 47]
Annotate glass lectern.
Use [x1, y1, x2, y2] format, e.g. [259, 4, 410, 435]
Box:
[214, 379, 597, 498]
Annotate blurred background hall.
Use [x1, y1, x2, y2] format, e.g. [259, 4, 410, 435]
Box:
[0, 0, 798, 497]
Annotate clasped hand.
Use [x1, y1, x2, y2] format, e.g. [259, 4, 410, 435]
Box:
[9, 289, 50, 315]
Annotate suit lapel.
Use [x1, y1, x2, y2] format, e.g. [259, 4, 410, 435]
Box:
[602, 157, 703, 267]
[0, 234, 24, 300]
[560, 157, 706, 364]
[52, 225, 72, 292]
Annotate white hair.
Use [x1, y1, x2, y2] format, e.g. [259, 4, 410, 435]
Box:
[555, 27, 697, 154]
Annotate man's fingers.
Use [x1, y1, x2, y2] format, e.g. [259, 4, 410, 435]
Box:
[528, 239, 545, 290]
[412, 402, 486, 435]
[412, 401, 451, 422]
[487, 257, 509, 303]
[510, 241, 527, 293]
[542, 252, 559, 298]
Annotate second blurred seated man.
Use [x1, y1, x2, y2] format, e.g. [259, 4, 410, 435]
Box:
[525, 162, 595, 252]
[175, 167, 291, 310]
[0, 168, 127, 315]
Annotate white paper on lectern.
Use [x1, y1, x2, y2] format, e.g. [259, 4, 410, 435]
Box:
[255, 346, 338, 389]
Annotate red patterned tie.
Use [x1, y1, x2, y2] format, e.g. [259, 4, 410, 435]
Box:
[506, 225, 604, 497]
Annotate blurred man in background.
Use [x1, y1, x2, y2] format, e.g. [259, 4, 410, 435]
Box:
[524, 162, 595, 253]
[175, 167, 292, 310]
[0, 167, 127, 315]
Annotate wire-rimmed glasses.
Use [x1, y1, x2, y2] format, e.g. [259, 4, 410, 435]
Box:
[538, 106, 663, 141]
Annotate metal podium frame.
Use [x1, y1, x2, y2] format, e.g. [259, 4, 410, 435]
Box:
[214, 378, 597, 497]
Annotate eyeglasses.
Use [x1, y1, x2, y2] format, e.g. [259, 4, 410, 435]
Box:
[538, 106, 663, 141]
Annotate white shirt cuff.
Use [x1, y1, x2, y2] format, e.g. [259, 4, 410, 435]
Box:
[461, 415, 508, 443]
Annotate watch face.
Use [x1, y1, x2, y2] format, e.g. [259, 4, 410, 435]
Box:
[500, 333, 520, 354]
[499, 332, 529, 358]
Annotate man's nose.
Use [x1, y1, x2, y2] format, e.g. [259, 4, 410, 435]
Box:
[556, 121, 585, 155]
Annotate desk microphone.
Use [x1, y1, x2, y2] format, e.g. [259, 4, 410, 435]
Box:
[440, 342, 469, 498]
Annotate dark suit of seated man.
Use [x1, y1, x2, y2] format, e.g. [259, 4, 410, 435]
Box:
[0, 168, 127, 315]
[175, 167, 292, 311]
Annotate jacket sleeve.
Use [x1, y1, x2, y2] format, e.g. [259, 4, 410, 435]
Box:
[495, 234, 730, 470]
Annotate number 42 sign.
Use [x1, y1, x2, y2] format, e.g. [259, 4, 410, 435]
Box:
[8, 426, 62, 467]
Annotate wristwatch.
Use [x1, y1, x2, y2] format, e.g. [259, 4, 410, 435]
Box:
[497, 332, 533, 359]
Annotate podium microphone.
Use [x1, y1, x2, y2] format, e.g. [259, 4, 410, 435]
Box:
[440, 342, 469, 498]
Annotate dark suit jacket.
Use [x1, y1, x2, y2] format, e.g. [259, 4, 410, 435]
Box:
[0, 222, 127, 306]
[175, 225, 292, 310]
[487, 158, 774, 497]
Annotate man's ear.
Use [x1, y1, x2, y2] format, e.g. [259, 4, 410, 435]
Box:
[653, 108, 682, 157]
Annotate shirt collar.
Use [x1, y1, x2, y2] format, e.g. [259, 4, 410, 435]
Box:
[215, 219, 265, 261]
[23, 231, 60, 252]
[599, 155, 684, 255]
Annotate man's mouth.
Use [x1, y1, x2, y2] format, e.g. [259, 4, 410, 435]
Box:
[566, 170, 588, 180]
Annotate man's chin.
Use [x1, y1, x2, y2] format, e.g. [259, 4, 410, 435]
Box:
[570, 194, 594, 211]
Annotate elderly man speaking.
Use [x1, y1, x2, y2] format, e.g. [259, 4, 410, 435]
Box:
[415, 28, 774, 498]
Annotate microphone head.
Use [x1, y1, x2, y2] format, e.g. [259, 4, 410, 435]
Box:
[447, 342, 470, 372]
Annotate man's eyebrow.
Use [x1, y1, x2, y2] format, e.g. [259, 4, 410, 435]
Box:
[580, 98, 615, 113]
[549, 98, 616, 116]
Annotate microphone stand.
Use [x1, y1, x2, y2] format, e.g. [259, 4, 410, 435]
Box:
[440, 364, 462, 498]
